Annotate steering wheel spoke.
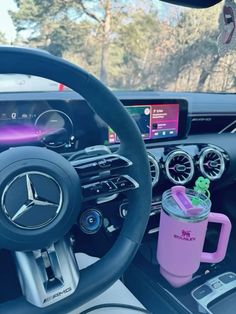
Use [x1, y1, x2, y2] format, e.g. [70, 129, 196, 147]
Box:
[14, 237, 79, 308]
[71, 154, 139, 201]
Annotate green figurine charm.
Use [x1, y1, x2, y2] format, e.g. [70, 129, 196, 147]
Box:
[192, 176, 211, 205]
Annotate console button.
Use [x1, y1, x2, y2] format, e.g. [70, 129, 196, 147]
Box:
[192, 285, 212, 300]
[219, 273, 236, 284]
[211, 281, 222, 289]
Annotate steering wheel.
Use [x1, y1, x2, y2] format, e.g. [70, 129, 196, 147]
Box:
[0, 47, 152, 314]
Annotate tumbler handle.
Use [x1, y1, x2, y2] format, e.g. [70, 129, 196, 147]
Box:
[201, 213, 231, 263]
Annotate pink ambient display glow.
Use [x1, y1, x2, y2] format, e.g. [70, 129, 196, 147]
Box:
[0, 125, 53, 144]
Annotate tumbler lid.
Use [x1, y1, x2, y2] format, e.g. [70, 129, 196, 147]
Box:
[162, 186, 211, 221]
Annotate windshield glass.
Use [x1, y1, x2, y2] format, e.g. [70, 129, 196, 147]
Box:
[0, 1, 235, 93]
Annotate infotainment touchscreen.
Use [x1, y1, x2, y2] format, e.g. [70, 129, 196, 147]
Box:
[108, 99, 188, 144]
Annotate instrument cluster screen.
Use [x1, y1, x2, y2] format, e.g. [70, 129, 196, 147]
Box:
[0, 100, 108, 152]
[108, 103, 180, 143]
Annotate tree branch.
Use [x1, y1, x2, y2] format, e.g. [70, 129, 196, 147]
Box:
[77, 0, 101, 23]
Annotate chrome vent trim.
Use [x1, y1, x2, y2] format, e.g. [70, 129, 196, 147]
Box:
[199, 148, 225, 180]
[165, 150, 194, 185]
[148, 153, 160, 187]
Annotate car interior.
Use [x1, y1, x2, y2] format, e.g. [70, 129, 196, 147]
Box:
[0, 0, 236, 313]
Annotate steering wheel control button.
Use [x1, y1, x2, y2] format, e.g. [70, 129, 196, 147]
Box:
[82, 175, 139, 200]
[119, 202, 128, 218]
[192, 285, 213, 300]
[219, 273, 236, 284]
[72, 154, 132, 176]
[111, 176, 137, 190]
[101, 181, 116, 192]
[98, 158, 111, 168]
[2, 172, 63, 229]
[80, 209, 102, 234]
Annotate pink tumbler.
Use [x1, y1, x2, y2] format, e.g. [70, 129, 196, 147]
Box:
[157, 186, 231, 287]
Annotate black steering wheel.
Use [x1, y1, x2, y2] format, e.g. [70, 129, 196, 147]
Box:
[0, 47, 152, 314]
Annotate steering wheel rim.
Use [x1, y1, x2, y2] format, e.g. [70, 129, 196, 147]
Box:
[0, 46, 152, 314]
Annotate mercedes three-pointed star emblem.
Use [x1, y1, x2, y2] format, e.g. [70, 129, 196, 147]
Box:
[1, 172, 63, 229]
[11, 174, 59, 222]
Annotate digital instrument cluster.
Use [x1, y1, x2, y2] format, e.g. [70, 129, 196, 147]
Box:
[0, 99, 188, 152]
[0, 105, 73, 149]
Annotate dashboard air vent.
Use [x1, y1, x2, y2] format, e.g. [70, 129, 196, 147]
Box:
[148, 153, 160, 187]
[165, 150, 194, 185]
[199, 148, 225, 180]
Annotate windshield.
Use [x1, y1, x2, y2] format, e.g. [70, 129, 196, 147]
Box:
[0, 1, 235, 93]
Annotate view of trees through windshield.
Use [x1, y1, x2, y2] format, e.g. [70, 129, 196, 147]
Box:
[1, 1, 236, 93]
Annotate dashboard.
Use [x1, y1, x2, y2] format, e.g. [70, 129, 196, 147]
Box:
[0, 91, 235, 237]
[0, 98, 188, 152]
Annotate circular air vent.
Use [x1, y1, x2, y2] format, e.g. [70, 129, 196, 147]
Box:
[199, 148, 225, 180]
[148, 153, 160, 187]
[165, 150, 194, 185]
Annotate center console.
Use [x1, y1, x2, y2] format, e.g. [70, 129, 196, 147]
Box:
[124, 215, 236, 314]
[192, 272, 236, 314]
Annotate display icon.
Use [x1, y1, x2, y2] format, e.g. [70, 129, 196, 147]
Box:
[11, 112, 17, 119]
[144, 108, 150, 115]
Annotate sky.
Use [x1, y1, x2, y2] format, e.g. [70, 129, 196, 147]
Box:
[0, 0, 181, 43]
[0, 0, 17, 42]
